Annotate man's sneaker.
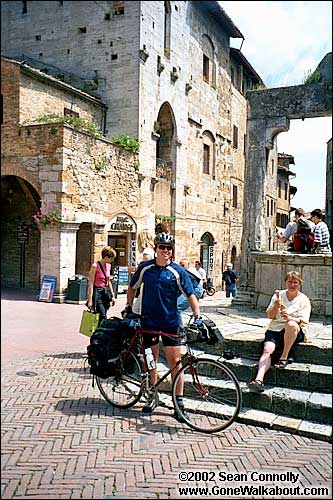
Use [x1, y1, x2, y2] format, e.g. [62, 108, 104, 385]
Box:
[173, 408, 188, 423]
[142, 395, 159, 413]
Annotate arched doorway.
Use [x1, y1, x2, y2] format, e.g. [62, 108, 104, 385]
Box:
[154, 102, 177, 231]
[1, 175, 41, 289]
[231, 246, 237, 266]
[200, 232, 214, 278]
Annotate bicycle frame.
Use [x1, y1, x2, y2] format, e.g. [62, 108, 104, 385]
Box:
[123, 323, 197, 396]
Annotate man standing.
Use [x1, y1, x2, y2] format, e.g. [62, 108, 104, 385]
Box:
[276, 208, 315, 251]
[195, 260, 207, 284]
[123, 233, 201, 421]
[222, 263, 239, 298]
[177, 258, 203, 325]
[310, 209, 331, 253]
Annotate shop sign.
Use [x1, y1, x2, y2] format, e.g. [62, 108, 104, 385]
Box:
[208, 245, 214, 275]
[109, 214, 136, 233]
[130, 240, 136, 267]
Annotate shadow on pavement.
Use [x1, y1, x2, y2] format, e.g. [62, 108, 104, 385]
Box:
[1, 287, 39, 302]
[54, 397, 180, 435]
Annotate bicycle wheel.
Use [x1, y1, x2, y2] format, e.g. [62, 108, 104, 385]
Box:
[96, 350, 143, 408]
[207, 287, 215, 296]
[172, 357, 241, 433]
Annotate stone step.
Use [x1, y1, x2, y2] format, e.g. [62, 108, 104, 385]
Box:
[222, 337, 332, 366]
[156, 355, 332, 425]
[157, 392, 332, 443]
[222, 357, 332, 393]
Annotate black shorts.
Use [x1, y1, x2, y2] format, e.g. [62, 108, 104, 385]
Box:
[142, 326, 182, 348]
[264, 328, 305, 345]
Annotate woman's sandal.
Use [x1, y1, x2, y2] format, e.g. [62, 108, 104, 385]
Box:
[247, 380, 265, 392]
[274, 359, 289, 369]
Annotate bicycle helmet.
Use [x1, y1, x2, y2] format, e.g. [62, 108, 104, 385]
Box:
[154, 232, 175, 247]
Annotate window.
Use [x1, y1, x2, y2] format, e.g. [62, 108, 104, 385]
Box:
[284, 183, 288, 200]
[64, 108, 79, 118]
[202, 35, 215, 86]
[233, 125, 238, 149]
[267, 200, 270, 217]
[203, 144, 210, 174]
[22, 1, 27, 14]
[232, 185, 238, 208]
[231, 66, 235, 86]
[243, 134, 246, 155]
[203, 55, 209, 82]
[271, 159, 274, 174]
[164, 1, 171, 58]
[278, 180, 282, 198]
[271, 199, 273, 215]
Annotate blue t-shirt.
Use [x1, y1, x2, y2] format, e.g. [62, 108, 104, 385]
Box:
[130, 260, 194, 329]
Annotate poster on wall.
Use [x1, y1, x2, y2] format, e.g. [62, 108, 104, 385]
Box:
[117, 266, 129, 293]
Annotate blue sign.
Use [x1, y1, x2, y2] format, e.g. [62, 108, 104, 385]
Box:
[39, 275, 57, 302]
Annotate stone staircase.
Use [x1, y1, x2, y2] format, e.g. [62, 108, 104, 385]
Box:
[159, 297, 332, 442]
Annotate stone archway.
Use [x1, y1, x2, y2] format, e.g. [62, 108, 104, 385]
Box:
[154, 101, 177, 230]
[241, 52, 332, 289]
[1, 175, 41, 289]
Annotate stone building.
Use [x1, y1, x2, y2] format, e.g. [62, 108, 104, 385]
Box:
[2, 0, 266, 297]
[326, 138, 332, 238]
[1, 57, 144, 298]
[276, 153, 296, 228]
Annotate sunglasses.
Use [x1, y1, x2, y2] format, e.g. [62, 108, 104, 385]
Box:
[157, 245, 173, 251]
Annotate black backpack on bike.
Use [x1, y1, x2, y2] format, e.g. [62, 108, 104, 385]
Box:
[87, 317, 136, 379]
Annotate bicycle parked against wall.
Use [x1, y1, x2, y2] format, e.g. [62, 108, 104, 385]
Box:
[95, 315, 242, 434]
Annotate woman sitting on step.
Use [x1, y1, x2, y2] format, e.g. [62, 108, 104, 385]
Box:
[247, 271, 311, 392]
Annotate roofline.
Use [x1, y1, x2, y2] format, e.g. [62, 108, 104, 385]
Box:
[230, 48, 264, 86]
[198, 2, 244, 39]
[1, 56, 107, 109]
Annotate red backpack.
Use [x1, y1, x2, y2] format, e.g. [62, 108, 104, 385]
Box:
[293, 220, 315, 253]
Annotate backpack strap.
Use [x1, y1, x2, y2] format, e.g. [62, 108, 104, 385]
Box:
[97, 261, 109, 286]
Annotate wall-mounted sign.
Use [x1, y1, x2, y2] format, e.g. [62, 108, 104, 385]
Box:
[208, 245, 214, 276]
[130, 239, 137, 267]
[108, 214, 137, 233]
[17, 223, 29, 244]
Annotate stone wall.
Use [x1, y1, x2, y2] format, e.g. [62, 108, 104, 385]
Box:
[1, 1, 253, 287]
[253, 252, 332, 317]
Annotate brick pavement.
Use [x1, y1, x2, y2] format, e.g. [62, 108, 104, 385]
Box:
[1, 290, 332, 499]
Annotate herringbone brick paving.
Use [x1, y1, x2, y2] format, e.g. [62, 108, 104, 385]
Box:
[1, 351, 332, 499]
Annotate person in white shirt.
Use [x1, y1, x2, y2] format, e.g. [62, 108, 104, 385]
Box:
[247, 271, 311, 392]
[194, 261, 207, 283]
[310, 209, 331, 253]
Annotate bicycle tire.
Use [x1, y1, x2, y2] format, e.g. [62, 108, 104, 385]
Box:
[172, 357, 241, 433]
[96, 350, 143, 408]
[206, 288, 215, 296]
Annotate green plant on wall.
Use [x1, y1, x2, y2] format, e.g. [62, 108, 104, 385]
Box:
[303, 69, 322, 85]
[155, 214, 176, 223]
[132, 160, 140, 171]
[33, 113, 103, 138]
[94, 155, 107, 171]
[31, 204, 61, 229]
[111, 134, 140, 153]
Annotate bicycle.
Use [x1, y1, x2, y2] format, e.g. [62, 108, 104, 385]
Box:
[202, 278, 216, 297]
[95, 316, 242, 434]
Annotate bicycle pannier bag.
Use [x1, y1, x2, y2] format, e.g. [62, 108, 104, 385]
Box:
[87, 317, 136, 378]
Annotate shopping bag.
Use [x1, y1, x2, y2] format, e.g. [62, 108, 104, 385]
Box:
[79, 310, 100, 337]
